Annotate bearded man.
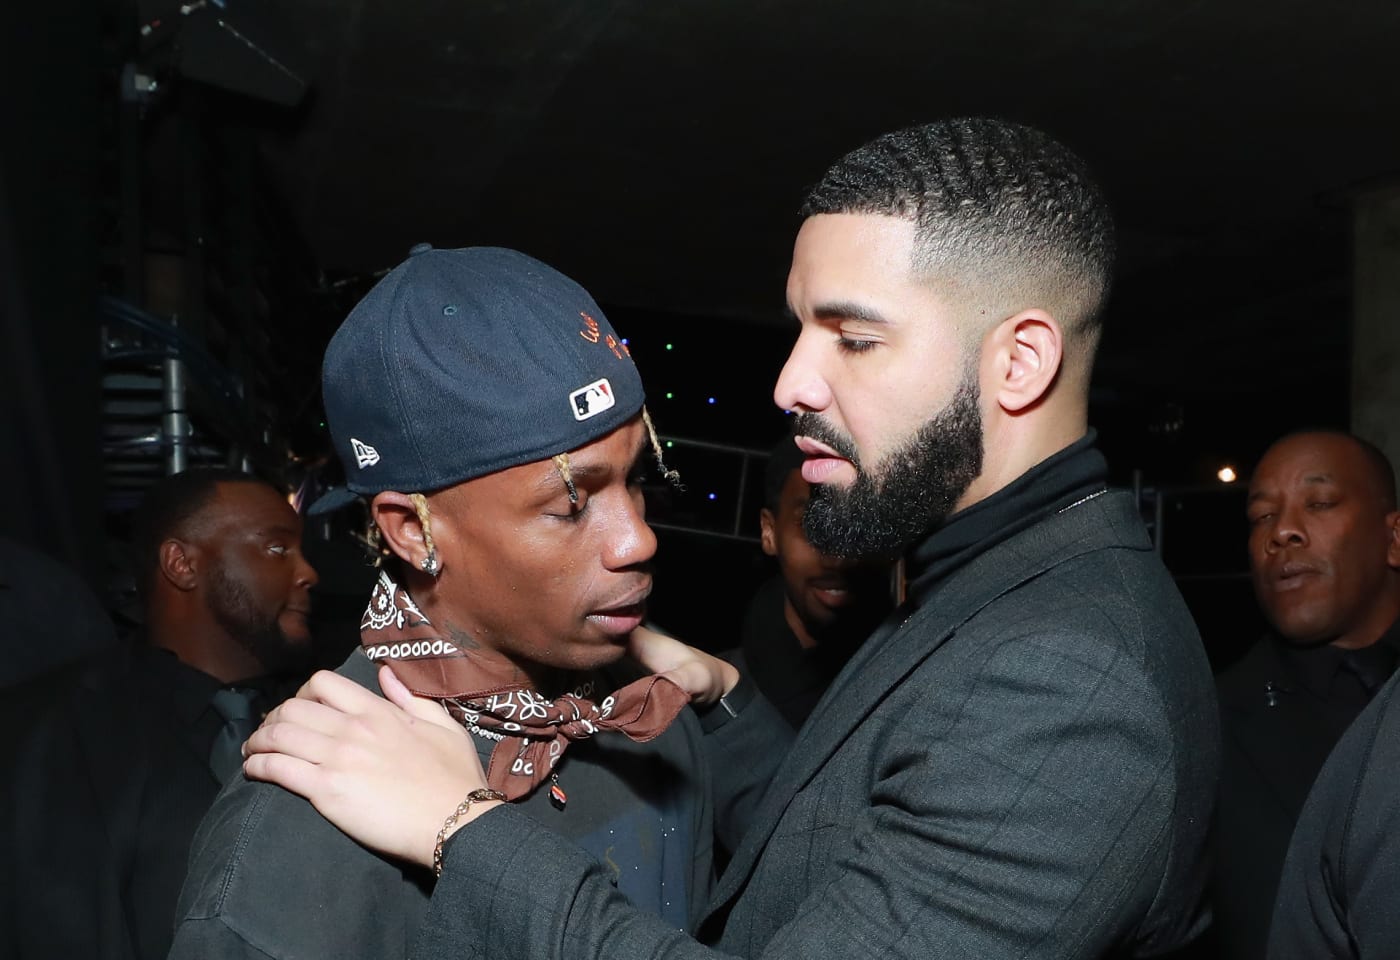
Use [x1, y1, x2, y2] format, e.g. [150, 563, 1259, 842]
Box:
[3, 469, 319, 960]
[243, 119, 1221, 959]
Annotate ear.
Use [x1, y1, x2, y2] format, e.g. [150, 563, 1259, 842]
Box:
[988, 309, 1064, 414]
[1386, 511, 1400, 569]
[158, 539, 199, 592]
[759, 507, 778, 557]
[371, 491, 432, 569]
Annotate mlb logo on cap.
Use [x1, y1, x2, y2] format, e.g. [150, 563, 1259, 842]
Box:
[571, 378, 616, 422]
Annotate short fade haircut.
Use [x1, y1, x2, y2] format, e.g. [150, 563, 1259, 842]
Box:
[801, 118, 1116, 344]
[130, 468, 271, 598]
[763, 434, 807, 511]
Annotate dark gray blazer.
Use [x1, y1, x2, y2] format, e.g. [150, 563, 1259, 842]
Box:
[417, 491, 1220, 959]
[1268, 670, 1400, 958]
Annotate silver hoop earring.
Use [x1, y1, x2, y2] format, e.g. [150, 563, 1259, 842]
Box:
[420, 549, 441, 577]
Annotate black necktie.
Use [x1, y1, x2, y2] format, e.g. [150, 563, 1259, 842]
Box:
[209, 687, 261, 784]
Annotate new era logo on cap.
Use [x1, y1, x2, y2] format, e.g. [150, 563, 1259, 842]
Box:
[570, 378, 615, 422]
[351, 438, 381, 468]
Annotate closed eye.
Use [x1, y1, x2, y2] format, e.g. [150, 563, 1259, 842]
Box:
[547, 499, 588, 522]
[837, 337, 877, 354]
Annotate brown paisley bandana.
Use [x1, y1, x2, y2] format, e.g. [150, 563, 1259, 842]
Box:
[359, 570, 689, 801]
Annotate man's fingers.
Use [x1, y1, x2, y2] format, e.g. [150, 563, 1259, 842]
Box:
[258, 694, 353, 741]
[298, 668, 385, 713]
[244, 714, 341, 763]
[626, 624, 686, 667]
[378, 666, 459, 730]
[242, 750, 321, 796]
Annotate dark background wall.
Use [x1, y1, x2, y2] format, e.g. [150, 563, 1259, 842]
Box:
[0, 3, 105, 591]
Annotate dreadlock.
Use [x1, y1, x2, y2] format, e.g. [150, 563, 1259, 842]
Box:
[408, 493, 437, 558]
[549, 406, 683, 503]
[641, 407, 682, 488]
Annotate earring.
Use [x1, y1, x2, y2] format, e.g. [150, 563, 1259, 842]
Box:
[420, 548, 441, 577]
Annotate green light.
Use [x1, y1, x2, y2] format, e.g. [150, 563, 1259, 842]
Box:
[665, 441, 674, 448]
[665, 343, 673, 351]
[665, 392, 673, 399]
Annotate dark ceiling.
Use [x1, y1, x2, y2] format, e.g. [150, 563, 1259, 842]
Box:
[149, 0, 1400, 476]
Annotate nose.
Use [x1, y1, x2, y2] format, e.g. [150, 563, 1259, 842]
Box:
[605, 493, 658, 571]
[773, 329, 832, 415]
[1265, 504, 1307, 553]
[295, 553, 319, 589]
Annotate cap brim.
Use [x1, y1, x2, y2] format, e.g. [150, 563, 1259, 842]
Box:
[306, 486, 361, 516]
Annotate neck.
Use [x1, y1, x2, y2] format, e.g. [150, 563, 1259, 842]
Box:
[783, 599, 820, 650]
[405, 571, 563, 693]
[146, 602, 265, 685]
[955, 405, 1088, 513]
[1329, 589, 1400, 651]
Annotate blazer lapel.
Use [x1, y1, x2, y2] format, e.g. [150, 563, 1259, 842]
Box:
[704, 491, 1151, 918]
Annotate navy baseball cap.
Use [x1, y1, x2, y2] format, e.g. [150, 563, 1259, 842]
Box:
[312, 245, 644, 513]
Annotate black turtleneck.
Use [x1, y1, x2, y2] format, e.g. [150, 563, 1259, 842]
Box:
[906, 430, 1109, 603]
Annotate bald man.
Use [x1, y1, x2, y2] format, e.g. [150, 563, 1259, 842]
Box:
[1211, 430, 1400, 960]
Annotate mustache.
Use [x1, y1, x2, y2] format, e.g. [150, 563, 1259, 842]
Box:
[791, 413, 861, 466]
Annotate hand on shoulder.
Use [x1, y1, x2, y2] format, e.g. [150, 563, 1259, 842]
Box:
[242, 666, 498, 867]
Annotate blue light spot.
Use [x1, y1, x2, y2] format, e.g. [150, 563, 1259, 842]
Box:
[707, 493, 717, 501]
[707, 397, 716, 405]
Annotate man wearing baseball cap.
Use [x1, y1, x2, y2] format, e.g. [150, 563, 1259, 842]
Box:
[169, 245, 741, 959]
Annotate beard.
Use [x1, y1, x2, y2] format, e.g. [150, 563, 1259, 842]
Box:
[207, 567, 311, 676]
[795, 368, 984, 560]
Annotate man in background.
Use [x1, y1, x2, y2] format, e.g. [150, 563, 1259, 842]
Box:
[722, 434, 892, 729]
[1212, 430, 1400, 959]
[2, 469, 317, 960]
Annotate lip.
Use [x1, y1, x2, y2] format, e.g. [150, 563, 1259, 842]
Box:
[794, 436, 844, 459]
[1269, 560, 1322, 592]
[810, 584, 854, 609]
[585, 603, 648, 637]
[586, 584, 652, 636]
[793, 435, 855, 485]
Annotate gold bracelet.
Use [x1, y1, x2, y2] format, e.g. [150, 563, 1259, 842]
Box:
[433, 787, 506, 877]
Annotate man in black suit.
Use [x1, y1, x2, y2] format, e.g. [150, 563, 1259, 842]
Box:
[1212, 430, 1400, 959]
[241, 118, 1219, 959]
[1, 468, 318, 960]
